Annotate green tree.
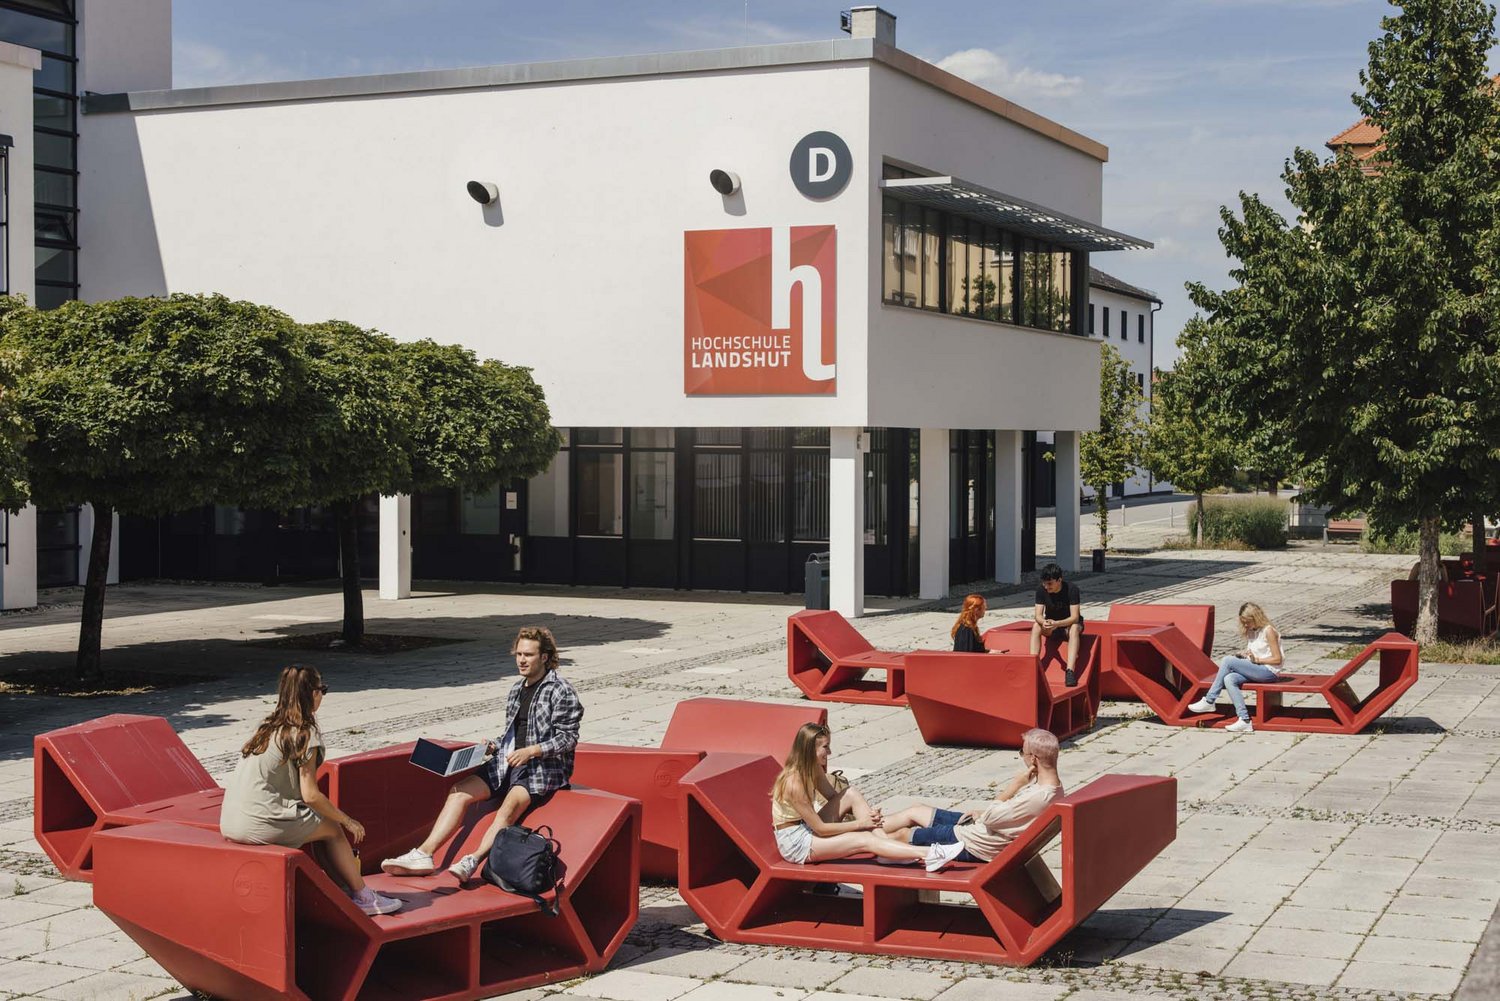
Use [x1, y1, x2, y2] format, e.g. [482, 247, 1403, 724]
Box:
[1189, 0, 1500, 642]
[1144, 322, 1240, 546]
[0, 302, 33, 512]
[1081, 343, 1145, 551]
[1, 295, 314, 678]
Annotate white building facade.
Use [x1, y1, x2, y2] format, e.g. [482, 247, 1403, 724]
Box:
[5, 5, 1148, 613]
[1084, 268, 1163, 498]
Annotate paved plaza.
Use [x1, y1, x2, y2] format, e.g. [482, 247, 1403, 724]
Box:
[1, 517, 1497, 1001]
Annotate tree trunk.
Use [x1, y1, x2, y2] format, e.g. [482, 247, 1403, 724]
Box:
[75, 502, 114, 681]
[1268, 477, 1280, 497]
[1414, 515, 1441, 645]
[335, 499, 364, 647]
[1473, 511, 1486, 573]
[1097, 488, 1109, 551]
[1194, 492, 1205, 547]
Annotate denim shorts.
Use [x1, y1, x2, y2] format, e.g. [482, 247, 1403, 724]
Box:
[908, 809, 984, 862]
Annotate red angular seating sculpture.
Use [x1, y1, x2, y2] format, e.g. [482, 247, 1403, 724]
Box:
[787, 608, 909, 705]
[677, 753, 1175, 965]
[572, 697, 826, 880]
[1113, 624, 1419, 733]
[34, 714, 224, 880]
[38, 718, 641, 1001]
[984, 603, 1215, 701]
[1391, 578, 1496, 638]
[903, 631, 1100, 748]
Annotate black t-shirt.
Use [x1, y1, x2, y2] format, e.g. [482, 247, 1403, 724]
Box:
[1035, 581, 1082, 623]
[514, 679, 541, 748]
[953, 626, 985, 653]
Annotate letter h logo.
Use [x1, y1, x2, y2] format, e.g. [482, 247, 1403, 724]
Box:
[683, 226, 837, 396]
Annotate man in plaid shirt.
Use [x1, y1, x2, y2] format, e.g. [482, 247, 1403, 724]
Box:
[382, 626, 584, 883]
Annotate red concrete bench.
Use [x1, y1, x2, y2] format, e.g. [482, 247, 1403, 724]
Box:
[39, 719, 642, 1001]
[572, 697, 826, 880]
[787, 609, 908, 705]
[984, 604, 1215, 702]
[1391, 578, 1496, 638]
[1112, 624, 1419, 733]
[677, 753, 1175, 966]
[34, 714, 223, 880]
[903, 632, 1100, 748]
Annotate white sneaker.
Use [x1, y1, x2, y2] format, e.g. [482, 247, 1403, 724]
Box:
[925, 840, 967, 872]
[1226, 719, 1255, 734]
[380, 848, 435, 876]
[448, 853, 482, 882]
[351, 889, 403, 916]
[1187, 699, 1216, 714]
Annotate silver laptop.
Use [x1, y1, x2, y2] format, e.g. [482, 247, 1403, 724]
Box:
[409, 738, 490, 777]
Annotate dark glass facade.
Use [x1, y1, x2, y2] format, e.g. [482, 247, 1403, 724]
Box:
[0, 0, 77, 307]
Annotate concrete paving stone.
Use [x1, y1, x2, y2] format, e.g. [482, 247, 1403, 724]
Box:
[1136, 915, 1249, 950]
[110, 957, 172, 980]
[1244, 925, 1362, 961]
[1404, 874, 1500, 903]
[28, 932, 148, 972]
[1170, 891, 1283, 926]
[1387, 892, 1500, 921]
[1261, 904, 1377, 935]
[620, 947, 750, 980]
[4, 885, 91, 909]
[1220, 950, 1346, 988]
[723, 957, 846, 990]
[1113, 939, 1238, 975]
[929, 979, 1068, 1001]
[35, 970, 176, 1000]
[0, 877, 62, 899]
[0, 961, 95, 994]
[1055, 993, 1142, 1001]
[1283, 881, 1394, 913]
[677, 983, 807, 1001]
[1370, 910, 1487, 943]
[1337, 959, 1464, 995]
[1354, 934, 1477, 969]
[0, 902, 72, 930]
[563, 969, 702, 1000]
[824, 968, 951, 999]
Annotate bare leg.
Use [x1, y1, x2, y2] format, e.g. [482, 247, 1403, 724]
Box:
[305, 819, 365, 893]
[1029, 620, 1043, 657]
[467, 785, 533, 863]
[879, 805, 937, 835]
[417, 775, 490, 856]
[808, 830, 928, 863]
[825, 785, 875, 825]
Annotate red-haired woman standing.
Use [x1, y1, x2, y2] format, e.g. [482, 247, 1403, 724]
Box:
[951, 594, 989, 653]
[221, 665, 401, 916]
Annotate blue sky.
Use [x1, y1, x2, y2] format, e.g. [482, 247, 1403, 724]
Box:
[172, 1, 1498, 365]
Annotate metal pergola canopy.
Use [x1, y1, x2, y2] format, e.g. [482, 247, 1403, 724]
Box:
[880, 176, 1152, 253]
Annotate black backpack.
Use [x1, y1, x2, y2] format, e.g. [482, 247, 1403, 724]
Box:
[484, 823, 566, 916]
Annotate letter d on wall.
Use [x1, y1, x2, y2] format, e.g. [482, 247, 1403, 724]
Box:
[791, 131, 852, 198]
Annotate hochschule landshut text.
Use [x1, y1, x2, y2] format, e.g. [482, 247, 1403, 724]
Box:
[689, 333, 794, 369]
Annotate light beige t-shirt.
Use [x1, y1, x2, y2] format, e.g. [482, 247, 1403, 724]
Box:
[954, 781, 1064, 861]
[220, 727, 325, 848]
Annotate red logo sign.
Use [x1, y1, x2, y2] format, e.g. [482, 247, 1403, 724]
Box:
[684, 226, 836, 396]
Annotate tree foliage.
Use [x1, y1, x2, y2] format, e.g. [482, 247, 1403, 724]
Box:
[1186, 0, 1500, 641]
[1080, 343, 1145, 551]
[1144, 321, 1240, 546]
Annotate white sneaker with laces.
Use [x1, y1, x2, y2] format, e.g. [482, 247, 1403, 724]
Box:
[925, 840, 968, 872]
[352, 889, 403, 916]
[449, 853, 482, 882]
[380, 848, 435, 876]
[1186, 699, 1216, 714]
[1225, 719, 1255, 734]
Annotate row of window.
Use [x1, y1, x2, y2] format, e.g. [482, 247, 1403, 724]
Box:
[0, 1, 78, 308]
[1089, 303, 1147, 344]
[880, 196, 1076, 334]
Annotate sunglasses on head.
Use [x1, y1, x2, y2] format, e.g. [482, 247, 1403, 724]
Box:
[314, 683, 330, 695]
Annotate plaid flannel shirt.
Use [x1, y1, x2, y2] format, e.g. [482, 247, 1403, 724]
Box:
[496, 669, 583, 797]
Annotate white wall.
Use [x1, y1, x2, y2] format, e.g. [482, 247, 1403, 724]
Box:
[1087, 286, 1160, 496]
[78, 0, 171, 94]
[82, 64, 875, 429]
[0, 40, 38, 302]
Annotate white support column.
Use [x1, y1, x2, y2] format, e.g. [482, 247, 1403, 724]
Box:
[918, 427, 950, 600]
[379, 494, 412, 600]
[1054, 430, 1081, 572]
[76, 503, 120, 585]
[828, 427, 866, 618]
[994, 430, 1023, 584]
[2, 505, 38, 610]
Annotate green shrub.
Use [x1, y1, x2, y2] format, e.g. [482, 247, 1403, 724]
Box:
[1185, 498, 1289, 549]
[1360, 526, 1467, 556]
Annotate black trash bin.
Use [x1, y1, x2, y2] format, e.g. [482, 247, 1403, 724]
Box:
[804, 552, 831, 610]
[1091, 548, 1106, 573]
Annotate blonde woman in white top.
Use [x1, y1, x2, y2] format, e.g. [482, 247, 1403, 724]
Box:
[1188, 602, 1284, 733]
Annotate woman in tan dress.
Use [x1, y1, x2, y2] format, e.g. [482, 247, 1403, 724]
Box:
[221, 665, 401, 916]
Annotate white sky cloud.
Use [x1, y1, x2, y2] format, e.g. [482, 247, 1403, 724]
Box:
[934, 48, 1084, 100]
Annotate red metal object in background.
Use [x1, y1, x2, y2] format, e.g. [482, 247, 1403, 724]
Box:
[1114, 624, 1419, 733]
[1391, 578, 1496, 639]
[677, 753, 1176, 966]
[33, 714, 222, 880]
[903, 636, 1100, 748]
[55, 728, 641, 1001]
[573, 697, 826, 880]
[787, 609, 909, 705]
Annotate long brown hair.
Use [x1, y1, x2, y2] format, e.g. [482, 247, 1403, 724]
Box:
[771, 722, 830, 808]
[242, 664, 323, 767]
[951, 593, 986, 640]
